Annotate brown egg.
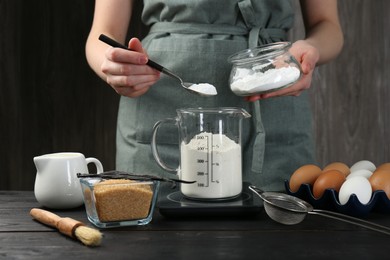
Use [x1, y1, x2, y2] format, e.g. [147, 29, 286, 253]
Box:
[376, 163, 390, 172]
[369, 168, 390, 199]
[313, 169, 346, 198]
[323, 162, 350, 176]
[289, 164, 322, 192]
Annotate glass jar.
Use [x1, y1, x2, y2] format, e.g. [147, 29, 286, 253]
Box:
[79, 177, 160, 228]
[228, 42, 302, 96]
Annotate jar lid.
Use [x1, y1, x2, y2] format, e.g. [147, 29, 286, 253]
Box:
[228, 42, 292, 65]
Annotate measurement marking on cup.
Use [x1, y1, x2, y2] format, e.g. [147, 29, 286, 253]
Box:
[206, 135, 210, 187]
[210, 135, 218, 183]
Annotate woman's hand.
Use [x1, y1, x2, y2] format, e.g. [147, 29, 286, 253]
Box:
[245, 0, 343, 102]
[245, 40, 319, 102]
[101, 38, 161, 98]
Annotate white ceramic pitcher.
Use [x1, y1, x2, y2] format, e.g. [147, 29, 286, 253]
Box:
[33, 152, 103, 209]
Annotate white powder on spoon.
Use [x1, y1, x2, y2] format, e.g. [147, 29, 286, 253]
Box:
[231, 66, 300, 95]
[188, 83, 217, 96]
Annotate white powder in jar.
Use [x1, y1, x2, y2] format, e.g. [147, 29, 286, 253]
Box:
[231, 66, 300, 95]
[180, 132, 242, 199]
[188, 83, 217, 95]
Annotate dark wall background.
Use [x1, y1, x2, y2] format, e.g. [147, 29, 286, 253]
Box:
[0, 1, 389, 190]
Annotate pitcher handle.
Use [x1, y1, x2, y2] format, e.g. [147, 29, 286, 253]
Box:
[151, 118, 178, 173]
[85, 157, 104, 174]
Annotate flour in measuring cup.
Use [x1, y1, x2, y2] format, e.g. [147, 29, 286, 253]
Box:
[180, 132, 242, 199]
[231, 66, 300, 94]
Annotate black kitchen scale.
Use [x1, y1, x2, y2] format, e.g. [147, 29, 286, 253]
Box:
[157, 182, 264, 217]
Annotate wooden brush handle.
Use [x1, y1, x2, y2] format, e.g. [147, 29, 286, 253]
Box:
[30, 208, 83, 238]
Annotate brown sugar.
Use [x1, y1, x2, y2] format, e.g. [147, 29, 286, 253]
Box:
[93, 179, 154, 222]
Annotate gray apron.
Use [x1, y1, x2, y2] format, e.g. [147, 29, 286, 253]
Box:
[116, 0, 316, 191]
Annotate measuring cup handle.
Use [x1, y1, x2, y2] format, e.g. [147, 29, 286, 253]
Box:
[151, 118, 178, 173]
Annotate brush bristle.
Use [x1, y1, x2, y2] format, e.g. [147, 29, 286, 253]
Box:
[74, 226, 102, 246]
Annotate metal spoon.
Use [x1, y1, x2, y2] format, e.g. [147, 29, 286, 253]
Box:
[99, 34, 216, 96]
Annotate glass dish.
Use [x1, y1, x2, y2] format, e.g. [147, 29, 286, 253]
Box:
[228, 42, 302, 96]
[284, 180, 390, 217]
[79, 177, 160, 228]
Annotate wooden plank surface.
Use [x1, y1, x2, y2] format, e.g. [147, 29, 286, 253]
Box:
[2, 191, 390, 233]
[0, 229, 387, 259]
[1, 191, 390, 259]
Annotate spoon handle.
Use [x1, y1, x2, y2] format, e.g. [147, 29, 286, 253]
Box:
[98, 34, 164, 72]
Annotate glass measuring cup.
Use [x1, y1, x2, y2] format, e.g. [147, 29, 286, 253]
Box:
[151, 107, 251, 200]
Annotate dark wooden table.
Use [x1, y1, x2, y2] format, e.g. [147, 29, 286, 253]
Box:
[1, 190, 390, 259]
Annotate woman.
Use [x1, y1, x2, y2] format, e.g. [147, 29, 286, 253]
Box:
[85, 0, 343, 191]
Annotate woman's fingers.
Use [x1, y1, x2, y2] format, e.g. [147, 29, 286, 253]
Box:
[102, 61, 158, 76]
[104, 47, 148, 65]
[106, 73, 160, 89]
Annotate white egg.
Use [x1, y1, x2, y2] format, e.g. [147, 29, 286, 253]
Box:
[338, 176, 372, 205]
[350, 160, 376, 173]
[346, 169, 373, 179]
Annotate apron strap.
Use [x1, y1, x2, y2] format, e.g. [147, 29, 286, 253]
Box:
[238, 0, 287, 48]
[251, 101, 265, 174]
[148, 21, 286, 50]
[148, 22, 248, 37]
[238, 0, 285, 174]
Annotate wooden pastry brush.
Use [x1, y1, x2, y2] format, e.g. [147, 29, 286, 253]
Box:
[30, 208, 102, 246]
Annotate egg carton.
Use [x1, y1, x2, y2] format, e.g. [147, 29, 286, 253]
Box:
[284, 180, 390, 217]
